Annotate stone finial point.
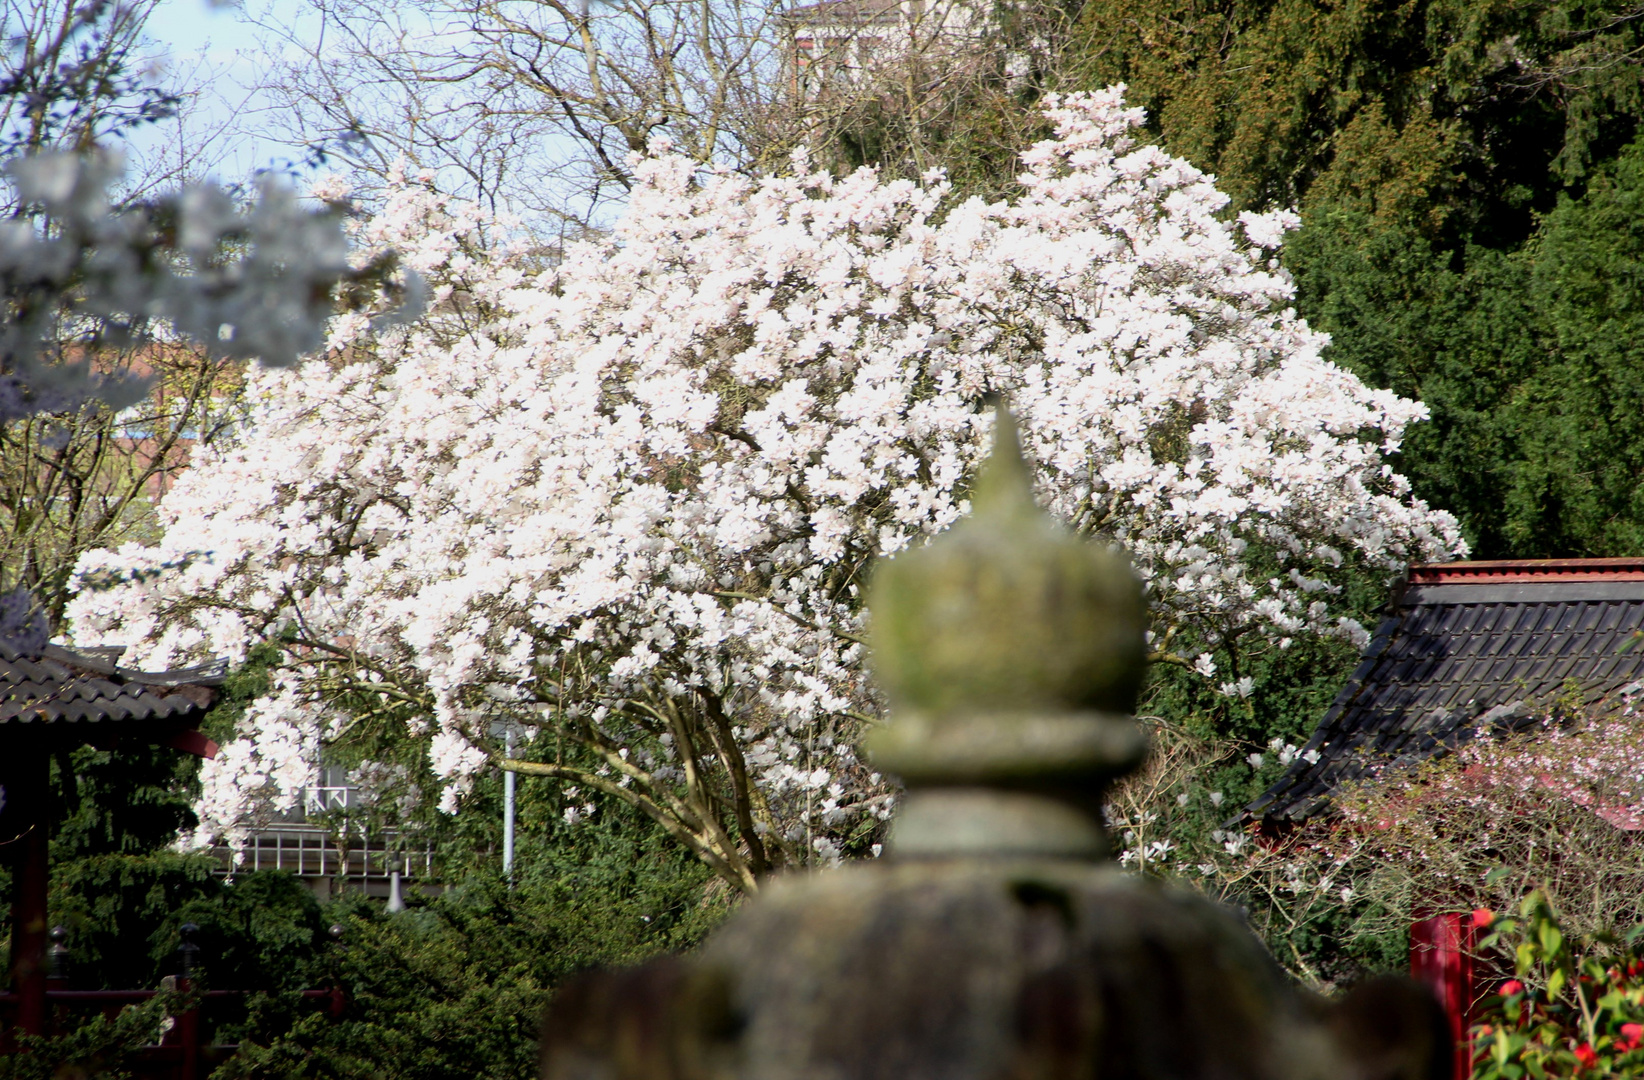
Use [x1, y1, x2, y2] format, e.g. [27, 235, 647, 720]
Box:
[970, 404, 1035, 519]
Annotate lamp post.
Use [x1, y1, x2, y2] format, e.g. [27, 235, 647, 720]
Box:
[502, 725, 516, 884]
[484, 717, 519, 884]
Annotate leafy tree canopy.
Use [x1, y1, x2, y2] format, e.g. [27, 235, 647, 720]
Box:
[1065, 0, 1644, 557]
[1066, 0, 1643, 235]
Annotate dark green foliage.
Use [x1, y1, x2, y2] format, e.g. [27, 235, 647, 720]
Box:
[1065, 0, 1644, 234]
[1063, 0, 1644, 560]
[1143, 549, 1389, 750]
[199, 642, 279, 753]
[1286, 137, 1644, 558]
[1280, 212, 1546, 557]
[49, 852, 250, 990]
[39, 640, 281, 870]
[1519, 137, 1644, 555]
[220, 858, 725, 1080]
[16, 847, 718, 1079]
[0, 632, 727, 1074]
[202, 784, 727, 1079]
[2, 638, 725, 1077]
[51, 743, 202, 858]
[7, 734, 726, 1079]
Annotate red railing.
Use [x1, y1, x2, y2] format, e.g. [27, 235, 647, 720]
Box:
[1, 985, 346, 1079]
[3, 922, 347, 1079]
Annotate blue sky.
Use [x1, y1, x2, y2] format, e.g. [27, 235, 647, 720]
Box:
[147, 0, 258, 60]
[134, 0, 315, 183]
[131, 0, 608, 220]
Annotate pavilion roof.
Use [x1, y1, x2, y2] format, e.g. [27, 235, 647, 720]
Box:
[1, 640, 225, 732]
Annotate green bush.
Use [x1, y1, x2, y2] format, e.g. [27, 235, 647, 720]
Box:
[212, 796, 730, 1080]
[1473, 893, 1644, 1079]
[1060, 0, 1644, 560]
[11, 848, 720, 1079]
[0, 992, 183, 1080]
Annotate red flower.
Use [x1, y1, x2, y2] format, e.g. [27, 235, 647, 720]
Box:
[1621, 1023, 1644, 1051]
[1500, 979, 1525, 997]
[1472, 908, 1495, 928]
[1575, 1043, 1597, 1070]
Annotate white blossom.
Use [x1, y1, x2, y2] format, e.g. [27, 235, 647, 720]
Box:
[67, 90, 1463, 882]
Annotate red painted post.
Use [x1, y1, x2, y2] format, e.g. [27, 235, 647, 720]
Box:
[177, 978, 200, 1080]
[176, 923, 202, 1080]
[5, 750, 50, 1038]
[1411, 913, 1476, 1080]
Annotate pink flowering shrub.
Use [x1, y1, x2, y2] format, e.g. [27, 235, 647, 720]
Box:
[1108, 701, 1644, 988]
[65, 89, 1462, 891]
[1333, 702, 1644, 947]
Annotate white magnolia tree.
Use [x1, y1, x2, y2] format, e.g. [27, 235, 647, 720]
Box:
[68, 89, 1465, 893]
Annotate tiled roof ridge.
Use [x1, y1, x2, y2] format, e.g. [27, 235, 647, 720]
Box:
[1409, 558, 1644, 584]
[34, 642, 228, 687]
[2, 640, 227, 727]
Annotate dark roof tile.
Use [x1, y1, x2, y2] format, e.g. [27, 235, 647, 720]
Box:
[1, 640, 225, 734]
[1251, 571, 1644, 821]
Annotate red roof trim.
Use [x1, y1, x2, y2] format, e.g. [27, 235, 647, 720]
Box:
[1408, 558, 1644, 584]
[161, 727, 220, 759]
